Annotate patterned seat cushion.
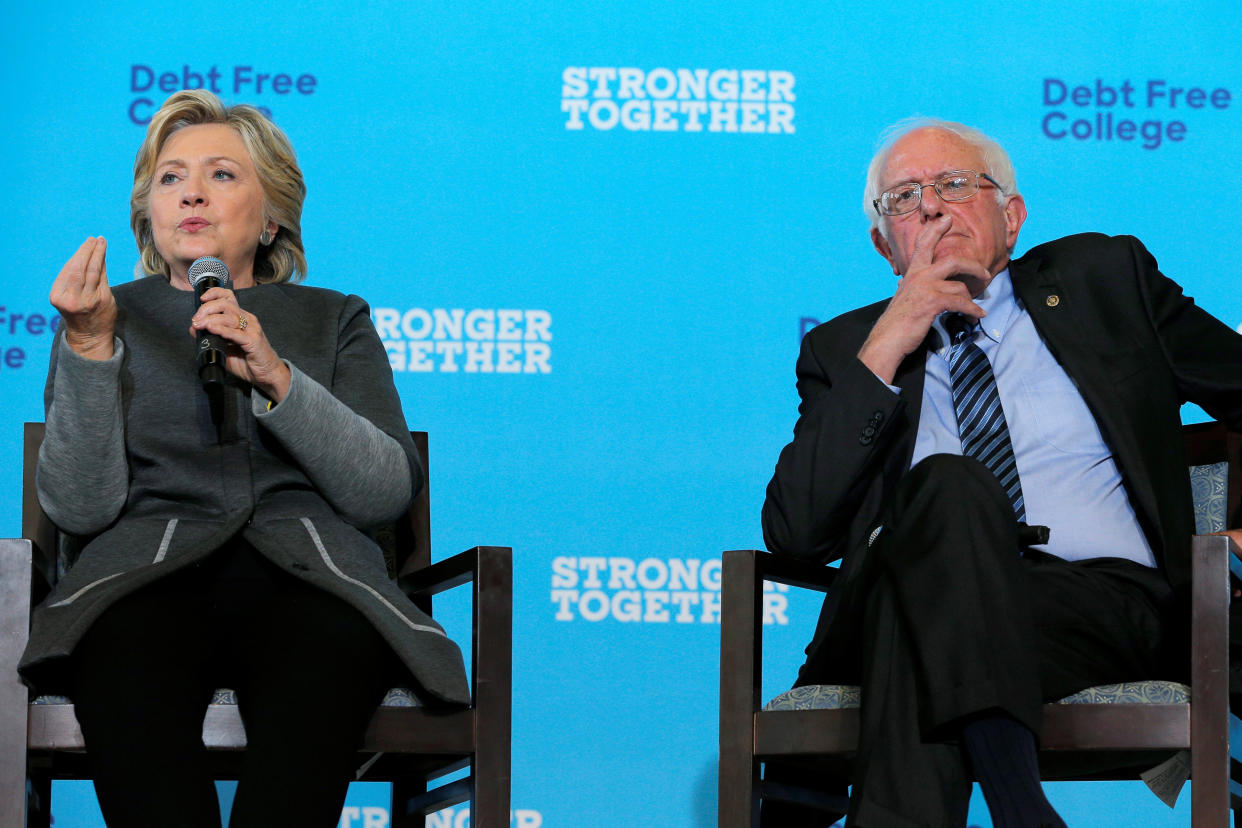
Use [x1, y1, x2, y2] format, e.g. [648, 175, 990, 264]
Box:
[763, 679, 1190, 711]
[1191, 461, 1228, 534]
[763, 684, 860, 711]
[1055, 681, 1189, 704]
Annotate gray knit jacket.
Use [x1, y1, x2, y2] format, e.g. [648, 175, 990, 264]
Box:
[19, 275, 469, 705]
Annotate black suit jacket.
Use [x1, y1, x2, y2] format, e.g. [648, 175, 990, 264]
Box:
[762, 233, 1242, 673]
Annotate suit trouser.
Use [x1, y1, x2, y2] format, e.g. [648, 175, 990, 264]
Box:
[70, 536, 395, 828]
[768, 454, 1175, 828]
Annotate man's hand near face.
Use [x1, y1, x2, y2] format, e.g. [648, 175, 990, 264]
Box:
[858, 215, 991, 385]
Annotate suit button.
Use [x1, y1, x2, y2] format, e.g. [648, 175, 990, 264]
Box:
[861, 426, 876, 438]
[860, 436, 873, 446]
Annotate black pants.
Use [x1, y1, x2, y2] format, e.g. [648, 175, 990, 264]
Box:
[771, 455, 1175, 828]
[70, 537, 395, 828]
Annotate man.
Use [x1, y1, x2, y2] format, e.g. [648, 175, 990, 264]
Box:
[761, 119, 1242, 827]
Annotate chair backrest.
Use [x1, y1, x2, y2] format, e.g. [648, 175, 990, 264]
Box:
[22, 422, 432, 598]
[1183, 420, 1242, 533]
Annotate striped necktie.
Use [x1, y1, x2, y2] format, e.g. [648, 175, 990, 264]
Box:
[944, 313, 1026, 521]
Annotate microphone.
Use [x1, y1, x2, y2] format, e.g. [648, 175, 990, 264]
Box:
[187, 256, 231, 387]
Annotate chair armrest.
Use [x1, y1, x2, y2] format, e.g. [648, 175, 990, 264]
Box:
[1189, 533, 1232, 691]
[402, 547, 512, 724]
[746, 549, 840, 593]
[401, 548, 479, 597]
[0, 539, 34, 677]
[722, 548, 841, 819]
[401, 545, 512, 596]
[720, 551, 834, 688]
[720, 549, 840, 714]
[1190, 533, 1233, 806]
[0, 541, 33, 828]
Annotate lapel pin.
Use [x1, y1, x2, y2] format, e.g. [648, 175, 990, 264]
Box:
[1046, 294, 1060, 307]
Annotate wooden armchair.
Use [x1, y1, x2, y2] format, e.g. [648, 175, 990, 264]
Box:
[0, 423, 512, 828]
[720, 420, 1242, 828]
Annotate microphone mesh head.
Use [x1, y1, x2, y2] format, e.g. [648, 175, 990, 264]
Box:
[187, 257, 231, 289]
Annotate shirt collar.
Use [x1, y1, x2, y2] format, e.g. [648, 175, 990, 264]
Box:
[931, 266, 1016, 353]
[973, 266, 1016, 345]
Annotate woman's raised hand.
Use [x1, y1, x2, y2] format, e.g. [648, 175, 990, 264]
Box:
[50, 237, 117, 360]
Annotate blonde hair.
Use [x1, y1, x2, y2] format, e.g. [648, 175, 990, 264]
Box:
[130, 89, 307, 283]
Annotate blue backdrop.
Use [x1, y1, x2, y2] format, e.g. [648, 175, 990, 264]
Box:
[4, 2, 1241, 825]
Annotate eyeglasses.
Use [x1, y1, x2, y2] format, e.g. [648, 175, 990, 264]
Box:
[873, 170, 1003, 217]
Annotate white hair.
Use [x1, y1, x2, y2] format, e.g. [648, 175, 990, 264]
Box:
[863, 118, 1019, 238]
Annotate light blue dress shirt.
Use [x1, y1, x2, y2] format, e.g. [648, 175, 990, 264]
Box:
[908, 267, 1156, 567]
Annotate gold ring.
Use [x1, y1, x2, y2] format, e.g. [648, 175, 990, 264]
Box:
[238, 314, 249, 331]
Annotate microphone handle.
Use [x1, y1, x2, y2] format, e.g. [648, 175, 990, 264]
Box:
[194, 275, 227, 387]
[198, 339, 226, 386]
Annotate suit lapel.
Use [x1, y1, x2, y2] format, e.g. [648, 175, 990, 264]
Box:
[1009, 253, 1165, 549]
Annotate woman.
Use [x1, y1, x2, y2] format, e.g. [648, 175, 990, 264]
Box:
[18, 89, 468, 827]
